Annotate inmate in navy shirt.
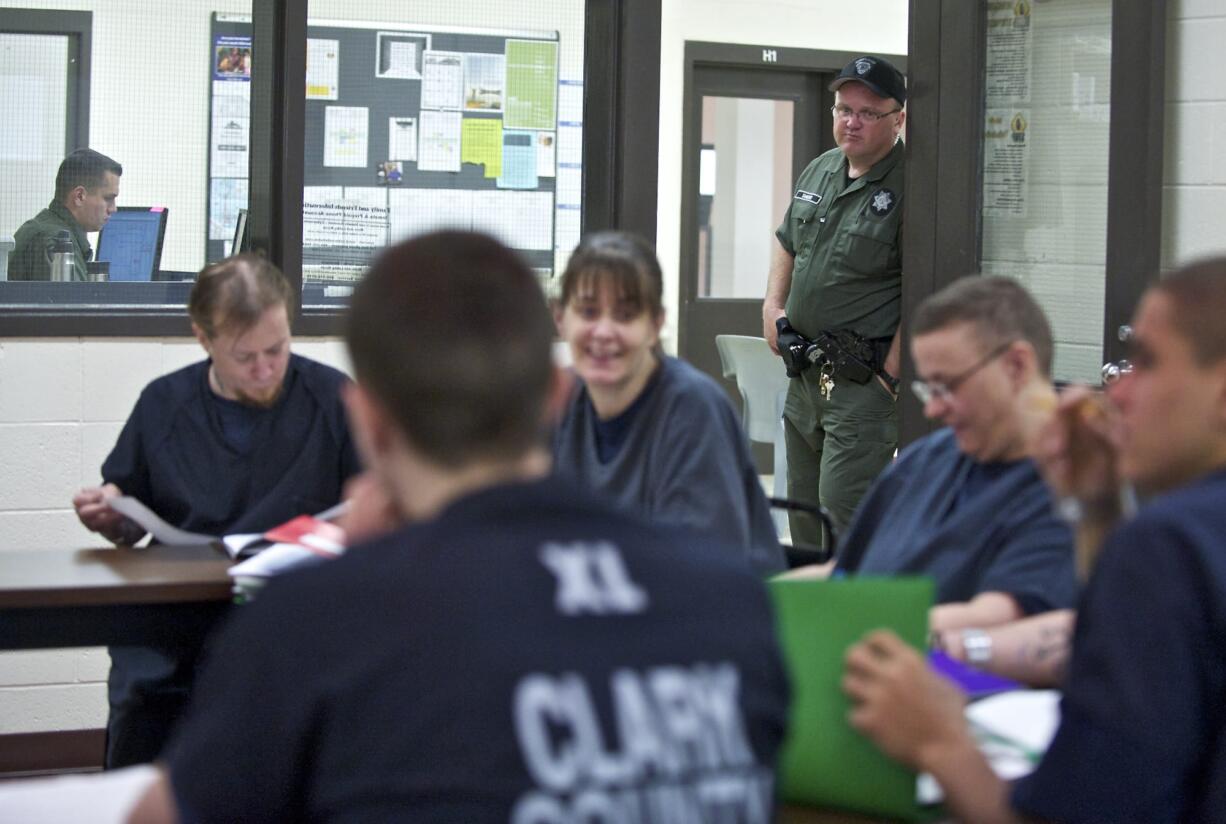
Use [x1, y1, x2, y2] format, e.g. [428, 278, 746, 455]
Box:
[167, 477, 790, 823]
[834, 428, 1076, 614]
[1012, 468, 1226, 824]
[103, 353, 361, 536]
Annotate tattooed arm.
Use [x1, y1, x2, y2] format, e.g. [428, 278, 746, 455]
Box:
[935, 609, 1075, 688]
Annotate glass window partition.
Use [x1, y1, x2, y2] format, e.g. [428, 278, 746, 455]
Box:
[0, 3, 253, 316]
[979, 0, 1112, 383]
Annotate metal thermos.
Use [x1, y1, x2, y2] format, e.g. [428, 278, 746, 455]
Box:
[49, 231, 75, 282]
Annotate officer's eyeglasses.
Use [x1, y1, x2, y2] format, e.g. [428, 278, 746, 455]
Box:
[831, 104, 902, 123]
[911, 340, 1015, 406]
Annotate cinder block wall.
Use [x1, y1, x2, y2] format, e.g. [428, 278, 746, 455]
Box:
[0, 338, 350, 735]
[1162, 0, 1226, 269]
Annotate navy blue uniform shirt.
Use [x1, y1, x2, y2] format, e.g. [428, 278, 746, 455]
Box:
[103, 353, 361, 536]
[1012, 468, 1226, 823]
[834, 428, 1077, 614]
[167, 477, 790, 823]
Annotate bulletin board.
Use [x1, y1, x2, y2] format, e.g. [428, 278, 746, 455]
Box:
[206, 14, 568, 284]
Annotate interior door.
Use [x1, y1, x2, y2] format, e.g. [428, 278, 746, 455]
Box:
[678, 63, 833, 399]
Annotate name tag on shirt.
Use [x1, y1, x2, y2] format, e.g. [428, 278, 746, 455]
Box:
[794, 190, 822, 205]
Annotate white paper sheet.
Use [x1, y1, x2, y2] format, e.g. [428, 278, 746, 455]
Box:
[417, 109, 462, 172]
[211, 79, 250, 119]
[376, 32, 430, 79]
[302, 199, 389, 248]
[557, 124, 583, 166]
[387, 42, 417, 76]
[421, 50, 465, 110]
[471, 190, 553, 251]
[387, 188, 472, 243]
[107, 497, 216, 546]
[304, 185, 343, 201]
[558, 80, 584, 123]
[324, 106, 369, 168]
[210, 115, 249, 178]
[556, 166, 582, 207]
[208, 178, 248, 240]
[917, 689, 1060, 804]
[463, 53, 505, 112]
[221, 533, 264, 559]
[229, 542, 343, 580]
[555, 203, 581, 252]
[0, 764, 158, 824]
[341, 187, 389, 209]
[388, 116, 418, 161]
[305, 38, 340, 100]
[536, 131, 556, 178]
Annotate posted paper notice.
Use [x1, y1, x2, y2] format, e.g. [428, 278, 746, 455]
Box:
[421, 51, 465, 110]
[389, 117, 418, 161]
[505, 39, 558, 130]
[324, 106, 369, 168]
[306, 39, 340, 100]
[461, 117, 503, 179]
[418, 109, 462, 172]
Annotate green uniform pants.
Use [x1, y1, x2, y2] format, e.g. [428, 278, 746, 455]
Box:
[783, 368, 898, 549]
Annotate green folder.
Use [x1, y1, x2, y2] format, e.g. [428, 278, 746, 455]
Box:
[770, 576, 939, 821]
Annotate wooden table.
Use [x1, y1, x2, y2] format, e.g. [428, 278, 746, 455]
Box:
[0, 544, 234, 650]
[779, 806, 906, 823]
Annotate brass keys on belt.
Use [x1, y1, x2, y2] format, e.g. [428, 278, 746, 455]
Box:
[819, 365, 835, 401]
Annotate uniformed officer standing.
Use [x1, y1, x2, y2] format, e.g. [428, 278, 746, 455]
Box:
[762, 55, 906, 547]
[8, 148, 121, 281]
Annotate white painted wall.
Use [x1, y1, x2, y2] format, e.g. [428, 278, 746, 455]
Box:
[656, 0, 910, 347]
[1162, 0, 1226, 269]
[0, 337, 351, 735]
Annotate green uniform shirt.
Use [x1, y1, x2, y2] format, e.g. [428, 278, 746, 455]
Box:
[9, 200, 91, 281]
[775, 140, 904, 341]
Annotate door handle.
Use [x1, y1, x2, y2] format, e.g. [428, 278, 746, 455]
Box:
[1101, 359, 1132, 384]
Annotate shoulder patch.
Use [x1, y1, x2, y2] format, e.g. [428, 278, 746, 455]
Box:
[868, 188, 898, 217]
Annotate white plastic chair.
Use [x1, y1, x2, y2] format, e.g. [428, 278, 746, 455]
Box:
[715, 334, 790, 535]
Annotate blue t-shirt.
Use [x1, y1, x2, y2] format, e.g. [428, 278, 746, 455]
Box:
[1012, 468, 1226, 824]
[833, 428, 1077, 614]
[210, 391, 270, 455]
[103, 354, 362, 537]
[167, 477, 790, 822]
[553, 356, 786, 576]
[591, 367, 662, 464]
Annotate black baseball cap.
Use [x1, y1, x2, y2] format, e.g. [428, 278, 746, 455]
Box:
[829, 56, 906, 107]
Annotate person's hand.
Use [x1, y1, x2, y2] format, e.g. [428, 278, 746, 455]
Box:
[73, 483, 143, 545]
[843, 630, 969, 769]
[932, 627, 965, 660]
[1034, 386, 1121, 509]
[763, 306, 786, 355]
[335, 472, 403, 545]
[876, 373, 899, 399]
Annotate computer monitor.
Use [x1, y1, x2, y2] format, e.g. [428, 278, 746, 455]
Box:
[231, 208, 249, 256]
[96, 207, 168, 281]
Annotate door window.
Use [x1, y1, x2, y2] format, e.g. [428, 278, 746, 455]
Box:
[697, 95, 794, 299]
